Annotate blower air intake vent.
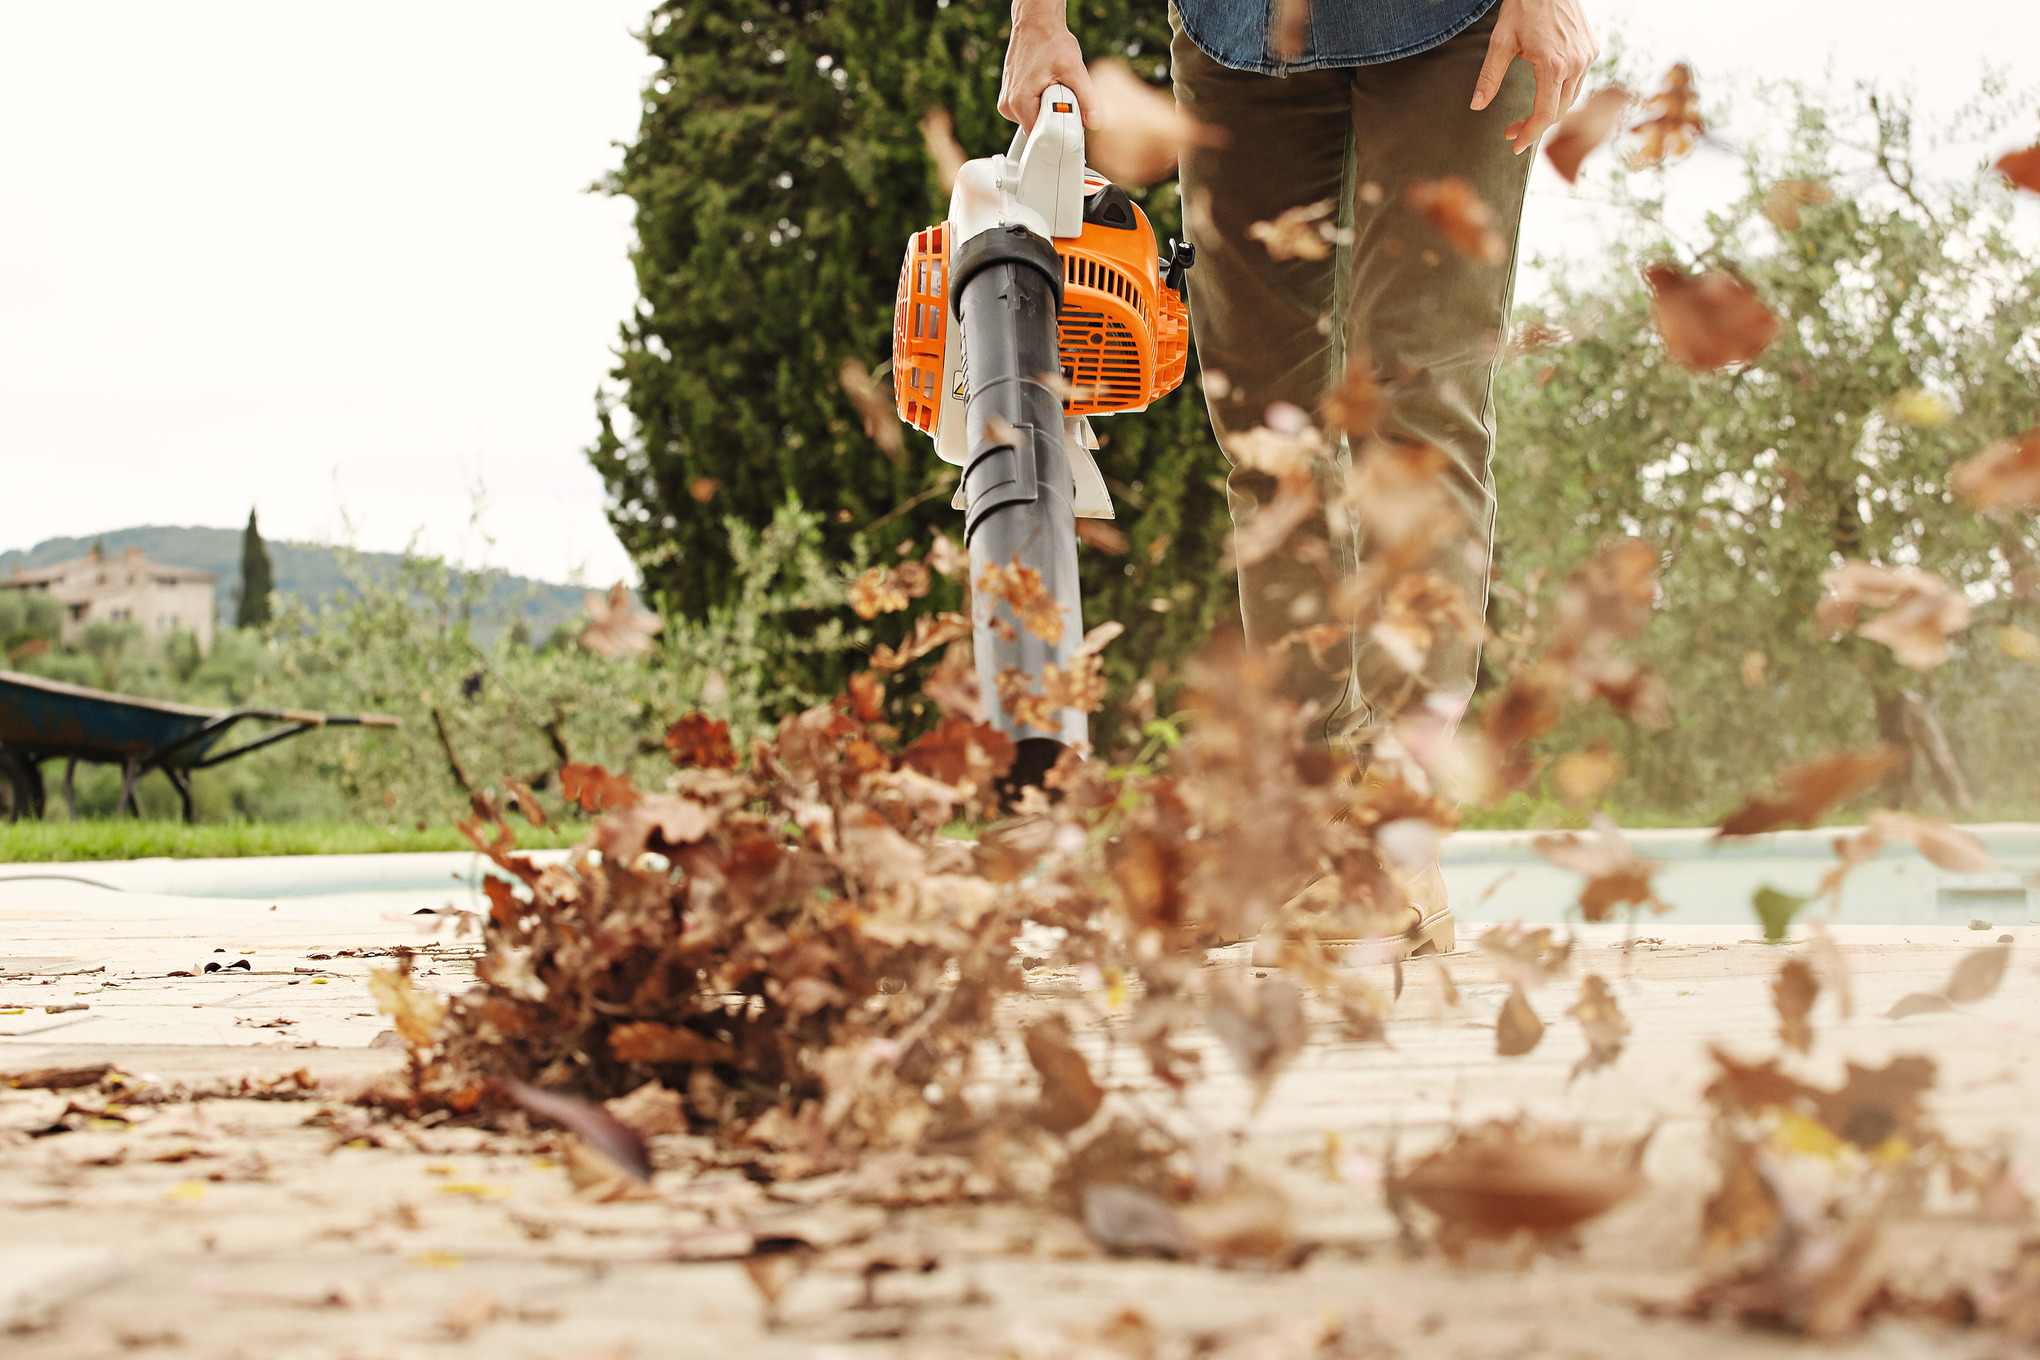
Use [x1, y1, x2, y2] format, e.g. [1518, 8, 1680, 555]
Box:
[1058, 308, 1145, 411]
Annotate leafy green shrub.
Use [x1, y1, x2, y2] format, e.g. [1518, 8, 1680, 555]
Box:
[1493, 80, 2040, 819]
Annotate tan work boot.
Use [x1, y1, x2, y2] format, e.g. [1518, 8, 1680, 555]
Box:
[1251, 859, 1454, 965]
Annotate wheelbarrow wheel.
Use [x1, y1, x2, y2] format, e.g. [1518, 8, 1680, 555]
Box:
[0, 748, 43, 823]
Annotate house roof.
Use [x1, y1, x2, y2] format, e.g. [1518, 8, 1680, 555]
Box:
[4, 549, 217, 591]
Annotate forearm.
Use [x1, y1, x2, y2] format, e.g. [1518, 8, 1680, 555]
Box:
[999, 0, 1096, 129]
[1011, 0, 1069, 28]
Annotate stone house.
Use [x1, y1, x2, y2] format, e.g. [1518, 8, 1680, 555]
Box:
[2, 546, 217, 652]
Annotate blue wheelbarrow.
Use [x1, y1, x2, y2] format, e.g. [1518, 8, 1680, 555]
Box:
[0, 669, 399, 823]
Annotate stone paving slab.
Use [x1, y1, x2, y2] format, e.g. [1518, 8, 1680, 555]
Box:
[3, 877, 2036, 1357]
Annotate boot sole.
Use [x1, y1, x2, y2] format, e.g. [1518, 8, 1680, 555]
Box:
[1250, 908, 1456, 967]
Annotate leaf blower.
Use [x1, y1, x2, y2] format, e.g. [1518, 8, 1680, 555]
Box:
[892, 86, 1194, 784]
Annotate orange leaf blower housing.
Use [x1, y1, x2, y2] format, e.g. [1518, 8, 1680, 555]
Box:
[893, 174, 1190, 436]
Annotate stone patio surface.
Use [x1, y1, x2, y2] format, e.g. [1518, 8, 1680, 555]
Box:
[2, 866, 2035, 1358]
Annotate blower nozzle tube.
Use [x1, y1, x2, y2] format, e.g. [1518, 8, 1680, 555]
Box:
[953, 225, 1085, 756]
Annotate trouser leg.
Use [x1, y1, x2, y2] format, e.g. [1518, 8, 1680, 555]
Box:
[1173, 4, 1535, 745]
[1340, 6, 1534, 728]
[1172, 18, 1359, 743]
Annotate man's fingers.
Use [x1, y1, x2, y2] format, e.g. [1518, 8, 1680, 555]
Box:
[1067, 62, 1103, 128]
[1014, 83, 1043, 132]
[1512, 59, 1563, 152]
[1556, 69, 1584, 120]
[1470, 30, 1518, 111]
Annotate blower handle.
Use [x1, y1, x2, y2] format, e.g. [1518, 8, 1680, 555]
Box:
[1002, 83, 1087, 240]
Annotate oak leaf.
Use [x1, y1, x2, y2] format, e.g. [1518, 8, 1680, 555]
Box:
[1643, 263, 1778, 370]
[1629, 64, 1705, 168]
[578, 582, 662, 659]
[1406, 177, 1506, 265]
[1545, 86, 1632, 184]
[1084, 57, 1225, 189]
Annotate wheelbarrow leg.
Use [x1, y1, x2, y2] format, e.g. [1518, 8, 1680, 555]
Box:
[166, 768, 196, 825]
[117, 758, 141, 819]
[63, 758, 77, 821]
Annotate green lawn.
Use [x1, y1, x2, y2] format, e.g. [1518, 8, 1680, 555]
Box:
[0, 819, 584, 862]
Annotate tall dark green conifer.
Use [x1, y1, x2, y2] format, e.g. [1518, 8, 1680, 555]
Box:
[589, 1, 1235, 709]
[236, 508, 274, 629]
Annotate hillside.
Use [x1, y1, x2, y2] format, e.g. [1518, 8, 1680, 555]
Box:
[0, 525, 595, 638]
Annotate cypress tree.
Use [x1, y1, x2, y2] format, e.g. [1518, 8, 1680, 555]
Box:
[589, 0, 1235, 713]
[237, 507, 274, 629]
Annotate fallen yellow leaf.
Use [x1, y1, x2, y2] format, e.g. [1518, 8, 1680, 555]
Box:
[164, 1180, 208, 1202]
[410, 1251, 464, 1269]
[425, 1162, 456, 1176]
[436, 1183, 513, 1199]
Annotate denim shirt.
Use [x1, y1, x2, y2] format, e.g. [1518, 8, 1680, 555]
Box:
[1174, 0, 1498, 75]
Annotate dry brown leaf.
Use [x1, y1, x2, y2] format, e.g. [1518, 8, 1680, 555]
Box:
[1950, 428, 2040, 512]
[1945, 943, 2011, 1005]
[868, 611, 972, 673]
[1545, 86, 1632, 184]
[604, 1080, 688, 1137]
[1552, 746, 1621, 807]
[1177, 1172, 1298, 1266]
[1075, 520, 1129, 554]
[1206, 973, 1307, 1109]
[839, 358, 904, 464]
[1084, 57, 1224, 189]
[608, 1021, 739, 1066]
[578, 582, 663, 659]
[1773, 957, 1819, 1054]
[919, 639, 984, 720]
[924, 532, 968, 580]
[1567, 975, 1628, 1079]
[977, 557, 1064, 644]
[1372, 570, 1484, 673]
[1715, 746, 1904, 838]
[1643, 263, 1778, 370]
[1995, 142, 2040, 194]
[1478, 925, 1574, 992]
[1816, 561, 1973, 669]
[1629, 64, 1705, 168]
[1806, 922, 1853, 1019]
[1025, 1014, 1105, 1136]
[1887, 992, 1954, 1019]
[503, 1079, 654, 1183]
[368, 968, 446, 1050]
[1532, 816, 1668, 921]
[1495, 985, 1544, 1057]
[1762, 179, 1834, 230]
[920, 107, 966, 194]
[665, 713, 737, 770]
[1082, 1183, 1194, 1258]
[1267, 0, 1310, 61]
[1700, 1136, 1780, 1257]
[1405, 177, 1506, 265]
[1813, 1055, 1936, 1151]
[848, 564, 931, 621]
[1245, 199, 1338, 262]
[560, 761, 642, 813]
[1397, 1119, 1647, 1259]
[1320, 357, 1390, 438]
[901, 716, 1015, 788]
[688, 476, 719, 503]
[1740, 650, 1768, 689]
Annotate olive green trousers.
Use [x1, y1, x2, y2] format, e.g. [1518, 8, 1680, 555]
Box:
[1171, 4, 1535, 746]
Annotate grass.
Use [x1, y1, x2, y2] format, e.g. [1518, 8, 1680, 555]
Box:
[0, 819, 585, 862]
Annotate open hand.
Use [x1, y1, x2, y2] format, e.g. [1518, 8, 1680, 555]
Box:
[1470, 0, 1599, 155]
[999, 0, 1099, 131]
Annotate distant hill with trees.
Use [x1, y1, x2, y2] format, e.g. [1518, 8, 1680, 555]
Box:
[0, 525, 593, 639]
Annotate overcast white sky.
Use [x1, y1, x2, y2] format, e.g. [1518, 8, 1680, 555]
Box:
[2, 2, 2034, 587]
